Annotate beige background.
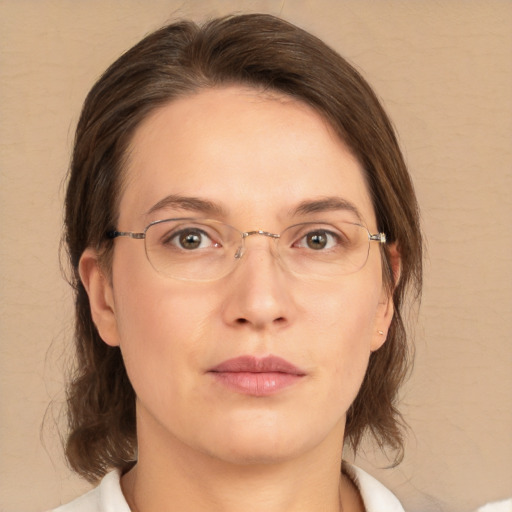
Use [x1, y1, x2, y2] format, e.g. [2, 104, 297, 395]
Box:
[1, 1, 511, 511]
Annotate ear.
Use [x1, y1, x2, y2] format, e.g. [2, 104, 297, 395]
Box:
[371, 243, 401, 352]
[78, 248, 120, 347]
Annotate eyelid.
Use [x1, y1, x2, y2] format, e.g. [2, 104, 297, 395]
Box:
[284, 220, 351, 234]
[163, 222, 218, 238]
[160, 227, 217, 252]
[153, 219, 232, 248]
[149, 218, 363, 241]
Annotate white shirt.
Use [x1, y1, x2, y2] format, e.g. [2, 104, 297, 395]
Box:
[51, 464, 405, 512]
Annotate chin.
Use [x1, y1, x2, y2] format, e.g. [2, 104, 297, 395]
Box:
[208, 441, 302, 467]
[198, 420, 322, 467]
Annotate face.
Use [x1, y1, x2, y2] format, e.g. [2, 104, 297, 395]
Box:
[81, 87, 394, 466]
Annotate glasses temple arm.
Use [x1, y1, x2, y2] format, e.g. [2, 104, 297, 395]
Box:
[107, 230, 145, 239]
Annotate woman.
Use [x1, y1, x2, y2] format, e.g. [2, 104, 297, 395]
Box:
[55, 13, 422, 512]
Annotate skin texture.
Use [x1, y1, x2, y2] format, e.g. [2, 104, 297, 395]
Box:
[79, 87, 396, 512]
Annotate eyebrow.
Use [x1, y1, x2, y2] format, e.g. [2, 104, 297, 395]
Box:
[145, 194, 363, 223]
[291, 196, 363, 222]
[145, 194, 228, 217]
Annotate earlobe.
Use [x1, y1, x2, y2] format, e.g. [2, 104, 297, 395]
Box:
[371, 243, 400, 352]
[78, 248, 120, 347]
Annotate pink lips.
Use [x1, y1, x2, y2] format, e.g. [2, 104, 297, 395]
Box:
[209, 355, 306, 396]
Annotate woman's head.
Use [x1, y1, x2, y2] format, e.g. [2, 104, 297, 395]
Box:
[65, 13, 422, 482]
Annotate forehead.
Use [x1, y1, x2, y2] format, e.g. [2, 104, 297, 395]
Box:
[120, 86, 376, 228]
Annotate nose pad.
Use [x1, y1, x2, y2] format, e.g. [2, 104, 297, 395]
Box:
[234, 232, 281, 267]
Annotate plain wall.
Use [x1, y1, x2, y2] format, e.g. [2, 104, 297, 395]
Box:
[1, 1, 511, 511]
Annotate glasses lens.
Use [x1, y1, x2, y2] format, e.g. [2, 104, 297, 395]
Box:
[144, 219, 240, 280]
[143, 218, 373, 280]
[280, 221, 370, 276]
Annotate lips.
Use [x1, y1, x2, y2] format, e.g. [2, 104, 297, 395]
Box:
[208, 355, 306, 396]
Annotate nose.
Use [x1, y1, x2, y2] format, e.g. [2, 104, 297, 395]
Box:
[221, 235, 295, 330]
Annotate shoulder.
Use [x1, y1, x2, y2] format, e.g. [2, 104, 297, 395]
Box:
[50, 470, 130, 512]
[344, 463, 406, 512]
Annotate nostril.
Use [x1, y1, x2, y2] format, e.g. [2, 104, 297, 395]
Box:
[235, 316, 285, 325]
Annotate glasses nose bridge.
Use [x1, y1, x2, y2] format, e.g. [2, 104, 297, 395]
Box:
[242, 229, 280, 240]
[235, 229, 281, 260]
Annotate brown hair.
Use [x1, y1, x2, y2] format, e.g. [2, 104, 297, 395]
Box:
[64, 13, 422, 482]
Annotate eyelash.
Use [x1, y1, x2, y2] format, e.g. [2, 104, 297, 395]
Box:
[160, 225, 349, 252]
[293, 229, 344, 251]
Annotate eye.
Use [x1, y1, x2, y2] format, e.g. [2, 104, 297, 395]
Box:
[177, 229, 206, 250]
[295, 229, 341, 251]
[163, 226, 221, 250]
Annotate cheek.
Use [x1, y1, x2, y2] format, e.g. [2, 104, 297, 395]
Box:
[116, 287, 211, 348]
[306, 277, 381, 344]
[110, 253, 218, 397]
[303, 279, 381, 392]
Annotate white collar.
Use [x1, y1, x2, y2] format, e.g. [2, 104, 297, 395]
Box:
[53, 464, 405, 512]
[343, 462, 405, 512]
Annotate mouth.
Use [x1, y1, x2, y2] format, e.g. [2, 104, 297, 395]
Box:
[208, 355, 306, 396]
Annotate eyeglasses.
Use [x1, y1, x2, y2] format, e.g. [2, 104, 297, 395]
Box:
[107, 217, 386, 281]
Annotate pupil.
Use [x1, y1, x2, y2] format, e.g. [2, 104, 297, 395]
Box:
[180, 231, 201, 249]
[307, 232, 327, 250]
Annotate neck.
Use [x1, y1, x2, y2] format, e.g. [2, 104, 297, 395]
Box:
[121, 410, 362, 512]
